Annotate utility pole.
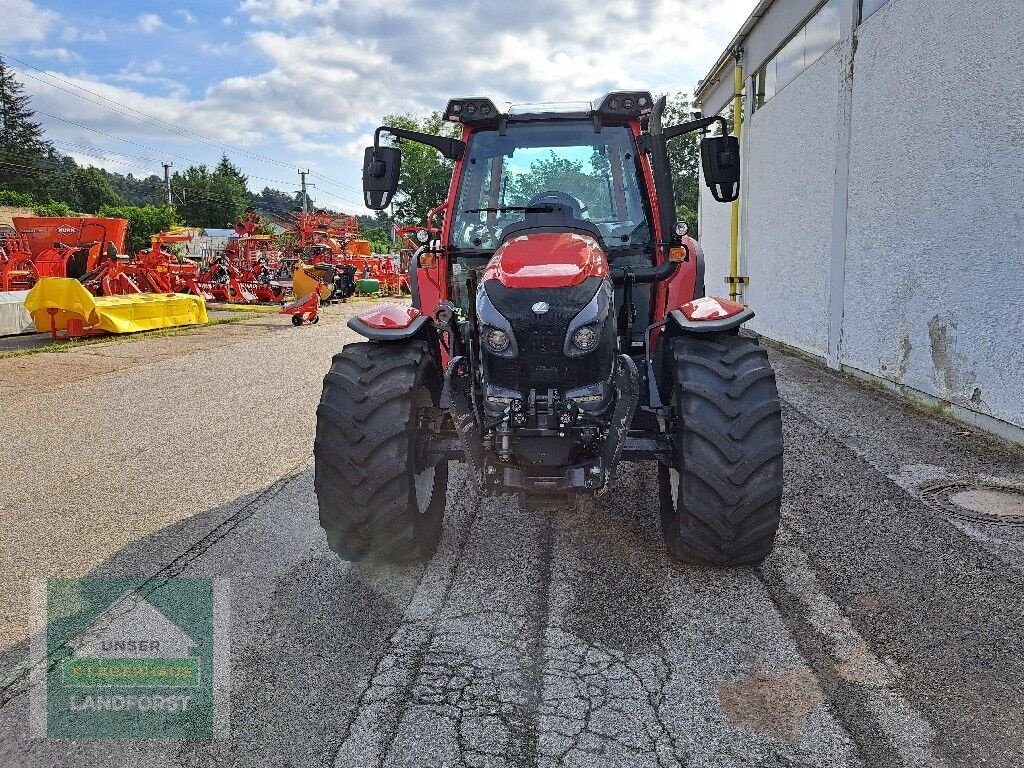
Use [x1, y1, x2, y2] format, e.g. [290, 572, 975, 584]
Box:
[298, 169, 311, 213]
[162, 162, 173, 206]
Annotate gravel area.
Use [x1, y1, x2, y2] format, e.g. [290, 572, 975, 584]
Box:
[0, 311, 1021, 767]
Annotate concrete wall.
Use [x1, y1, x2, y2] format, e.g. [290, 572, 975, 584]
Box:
[841, 0, 1024, 431]
[697, 0, 1024, 438]
[697, 167, 732, 296]
[741, 45, 844, 357]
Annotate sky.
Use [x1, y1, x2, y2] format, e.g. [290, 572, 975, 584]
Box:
[1, 0, 757, 215]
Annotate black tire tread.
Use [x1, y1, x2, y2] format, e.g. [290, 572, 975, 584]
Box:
[665, 333, 783, 565]
[313, 340, 445, 562]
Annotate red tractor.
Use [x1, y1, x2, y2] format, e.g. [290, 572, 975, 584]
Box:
[314, 92, 783, 567]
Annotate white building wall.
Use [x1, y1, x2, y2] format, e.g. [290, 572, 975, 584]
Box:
[697, 0, 1024, 437]
[697, 168, 732, 296]
[741, 45, 844, 357]
[842, 0, 1024, 430]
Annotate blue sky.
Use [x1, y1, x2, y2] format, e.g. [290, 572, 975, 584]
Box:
[2, 0, 757, 215]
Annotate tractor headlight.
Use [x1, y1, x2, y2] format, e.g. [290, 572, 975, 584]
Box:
[485, 327, 511, 353]
[572, 325, 599, 352]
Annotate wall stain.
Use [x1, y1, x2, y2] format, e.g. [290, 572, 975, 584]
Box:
[927, 314, 978, 403]
[717, 667, 824, 743]
[896, 331, 912, 380]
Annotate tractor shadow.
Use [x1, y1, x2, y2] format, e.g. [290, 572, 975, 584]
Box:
[0, 468, 430, 768]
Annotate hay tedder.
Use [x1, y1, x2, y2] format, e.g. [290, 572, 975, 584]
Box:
[79, 231, 200, 296]
[189, 213, 286, 304]
[314, 91, 784, 568]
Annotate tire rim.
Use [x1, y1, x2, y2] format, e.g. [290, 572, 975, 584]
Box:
[669, 467, 680, 510]
[414, 464, 435, 515]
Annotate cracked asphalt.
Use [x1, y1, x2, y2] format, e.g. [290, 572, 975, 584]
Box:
[1, 301, 1023, 767]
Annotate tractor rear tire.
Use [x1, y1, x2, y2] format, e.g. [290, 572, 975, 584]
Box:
[660, 333, 783, 566]
[314, 340, 447, 562]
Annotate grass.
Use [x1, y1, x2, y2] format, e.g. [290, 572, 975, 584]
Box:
[0, 312, 261, 361]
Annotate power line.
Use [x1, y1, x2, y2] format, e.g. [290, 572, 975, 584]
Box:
[309, 171, 361, 195]
[2, 53, 305, 172]
[21, 114, 309, 190]
[3, 53, 369, 209]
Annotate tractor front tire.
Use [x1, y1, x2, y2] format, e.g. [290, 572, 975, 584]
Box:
[660, 333, 783, 566]
[314, 340, 447, 562]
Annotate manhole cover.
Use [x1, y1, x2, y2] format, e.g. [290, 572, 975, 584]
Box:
[920, 482, 1024, 526]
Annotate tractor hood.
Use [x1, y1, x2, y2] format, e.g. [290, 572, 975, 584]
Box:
[482, 232, 609, 290]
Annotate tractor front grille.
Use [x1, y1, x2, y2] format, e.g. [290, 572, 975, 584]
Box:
[482, 277, 613, 394]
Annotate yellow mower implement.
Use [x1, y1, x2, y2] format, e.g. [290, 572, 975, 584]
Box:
[24, 278, 208, 338]
[292, 263, 333, 302]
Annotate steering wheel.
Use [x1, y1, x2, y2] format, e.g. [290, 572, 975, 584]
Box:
[526, 191, 588, 219]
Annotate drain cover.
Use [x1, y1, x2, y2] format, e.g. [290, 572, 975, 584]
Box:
[921, 482, 1024, 526]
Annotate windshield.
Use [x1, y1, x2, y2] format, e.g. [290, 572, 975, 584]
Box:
[450, 122, 652, 251]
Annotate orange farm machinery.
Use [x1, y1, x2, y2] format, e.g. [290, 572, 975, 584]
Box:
[190, 214, 286, 304]
[79, 231, 201, 297]
[8, 216, 130, 292]
[1, 231, 36, 291]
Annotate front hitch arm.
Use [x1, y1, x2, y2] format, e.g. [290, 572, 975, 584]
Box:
[599, 355, 640, 493]
[444, 355, 486, 490]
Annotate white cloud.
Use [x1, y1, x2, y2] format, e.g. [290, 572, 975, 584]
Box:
[207, 0, 760, 131]
[136, 13, 166, 33]
[29, 47, 80, 63]
[61, 26, 109, 43]
[1, 0, 58, 44]
[174, 9, 197, 24]
[15, 0, 758, 214]
[200, 42, 234, 56]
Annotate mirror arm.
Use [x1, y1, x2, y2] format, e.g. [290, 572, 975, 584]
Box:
[662, 115, 728, 142]
[374, 126, 466, 160]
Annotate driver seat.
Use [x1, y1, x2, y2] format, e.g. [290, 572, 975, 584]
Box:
[497, 203, 605, 249]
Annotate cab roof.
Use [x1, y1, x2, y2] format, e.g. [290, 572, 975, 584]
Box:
[443, 91, 654, 127]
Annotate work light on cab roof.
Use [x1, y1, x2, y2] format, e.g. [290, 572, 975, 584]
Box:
[443, 91, 655, 125]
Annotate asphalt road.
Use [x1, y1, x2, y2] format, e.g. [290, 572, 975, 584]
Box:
[1, 301, 1022, 767]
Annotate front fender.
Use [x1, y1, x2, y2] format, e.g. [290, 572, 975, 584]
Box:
[668, 296, 754, 334]
[347, 303, 434, 341]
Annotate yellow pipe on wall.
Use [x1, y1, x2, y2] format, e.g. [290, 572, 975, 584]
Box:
[729, 60, 744, 301]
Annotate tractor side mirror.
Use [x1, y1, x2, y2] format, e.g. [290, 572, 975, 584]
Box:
[362, 145, 401, 210]
[700, 135, 740, 203]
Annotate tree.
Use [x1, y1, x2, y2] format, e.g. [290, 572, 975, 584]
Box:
[215, 154, 248, 188]
[98, 204, 180, 253]
[251, 186, 299, 218]
[32, 200, 73, 217]
[72, 166, 123, 213]
[0, 189, 35, 207]
[0, 56, 53, 196]
[103, 170, 163, 207]
[171, 159, 249, 229]
[382, 112, 457, 225]
[0, 56, 52, 196]
[661, 91, 701, 236]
